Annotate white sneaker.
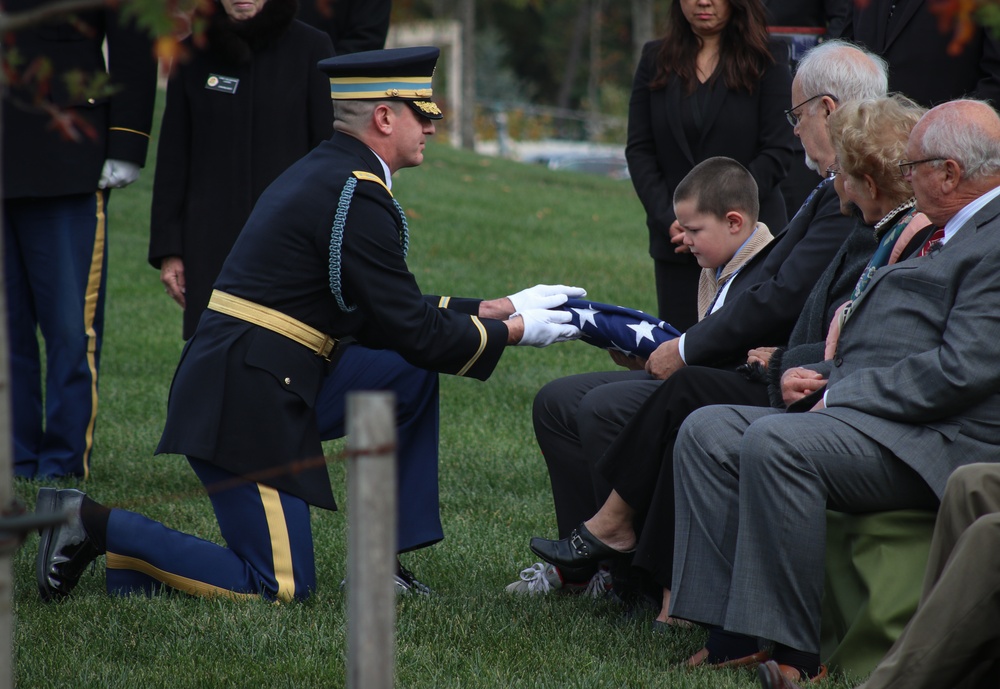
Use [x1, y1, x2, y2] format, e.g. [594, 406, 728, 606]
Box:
[505, 563, 612, 598]
[505, 562, 564, 594]
[581, 566, 612, 598]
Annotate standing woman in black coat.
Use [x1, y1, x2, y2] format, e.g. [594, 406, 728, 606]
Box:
[150, 0, 334, 339]
[626, 0, 794, 331]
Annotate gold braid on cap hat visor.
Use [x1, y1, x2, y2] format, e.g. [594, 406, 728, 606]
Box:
[412, 101, 442, 116]
[386, 88, 433, 98]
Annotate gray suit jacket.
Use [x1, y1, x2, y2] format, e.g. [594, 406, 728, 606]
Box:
[817, 193, 1000, 497]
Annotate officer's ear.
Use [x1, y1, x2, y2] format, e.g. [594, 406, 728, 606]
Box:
[372, 103, 395, 135]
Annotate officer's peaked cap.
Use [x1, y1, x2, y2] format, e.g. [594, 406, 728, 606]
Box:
[319, 46, 443, 120]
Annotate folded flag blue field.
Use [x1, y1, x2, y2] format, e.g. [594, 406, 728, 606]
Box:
[558, 299, 681, 358]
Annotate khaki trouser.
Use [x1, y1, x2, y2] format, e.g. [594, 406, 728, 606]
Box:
[860, 463, 1000, 689]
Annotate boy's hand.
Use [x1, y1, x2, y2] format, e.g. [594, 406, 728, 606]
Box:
[609, 349, 646, 370]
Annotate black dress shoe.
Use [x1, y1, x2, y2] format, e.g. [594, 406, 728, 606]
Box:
[529, 522, 634, 569]
[395, 560, 432, 596]
[758, 660, 828, 687]
[35, 488, 100, 602]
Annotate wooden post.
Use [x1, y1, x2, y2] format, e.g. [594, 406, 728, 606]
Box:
[346, 391, 397, 689]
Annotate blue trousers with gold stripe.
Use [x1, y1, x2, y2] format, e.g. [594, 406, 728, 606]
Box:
[4, 191, 108, 479]
[105, 458, 315, 601]
[315, 345, 443, 553]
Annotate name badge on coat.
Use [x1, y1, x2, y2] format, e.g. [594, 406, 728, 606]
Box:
[205, 74, 239, 94]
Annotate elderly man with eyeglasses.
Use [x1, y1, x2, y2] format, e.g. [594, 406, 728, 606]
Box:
[664, 98, 1000, 685]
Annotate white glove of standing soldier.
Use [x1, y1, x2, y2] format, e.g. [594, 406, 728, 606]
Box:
[507, 284, 587, 312]
[98, 159, 141, 189]
[514, 308, 582, 347]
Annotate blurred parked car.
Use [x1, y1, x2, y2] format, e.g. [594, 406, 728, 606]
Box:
[541, 154, 631, 180]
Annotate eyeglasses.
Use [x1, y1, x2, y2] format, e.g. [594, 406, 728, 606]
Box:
[785, 93, 838, 127]
[898, 157, 946, 178]
[825, 161, 841, 178]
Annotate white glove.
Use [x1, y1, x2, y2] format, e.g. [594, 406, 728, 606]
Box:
[98, 159, 141, 189]
[507, 284, 587, 312]
[514, 308, 582, 347]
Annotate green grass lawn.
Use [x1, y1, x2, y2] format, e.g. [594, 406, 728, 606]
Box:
[12, 100, 860, 688]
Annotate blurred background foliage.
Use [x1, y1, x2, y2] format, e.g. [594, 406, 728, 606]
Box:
[392, 0, 656, 144]
[388, 0, 1000, 145]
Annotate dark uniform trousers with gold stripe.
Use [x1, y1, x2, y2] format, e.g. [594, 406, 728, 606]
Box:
[105, 457, 315, 601]
[5, 191, 109, 479]
[2, 2, 157, 480]
[101, 344, 439, 599]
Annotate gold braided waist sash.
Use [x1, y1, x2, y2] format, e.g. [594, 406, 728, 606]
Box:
[207, 290, 338, 360]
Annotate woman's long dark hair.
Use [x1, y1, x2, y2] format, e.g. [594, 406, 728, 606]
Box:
[650, 0, 772, 93]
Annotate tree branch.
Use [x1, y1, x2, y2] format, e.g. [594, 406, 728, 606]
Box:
[0, 0, 114, 35]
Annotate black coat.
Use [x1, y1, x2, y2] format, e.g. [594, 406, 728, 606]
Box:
[297, 0, 391, 54]
[1, 1, 157, 198]
[762, 0, 849, 36]
[149, 0, 334, 338]
[157, 133, 509, 508]
[766, 218, 937, 406]
[843, 0, 1000, 107]
[625, 39, 795, 265]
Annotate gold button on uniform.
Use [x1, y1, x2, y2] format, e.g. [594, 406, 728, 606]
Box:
[284, 377, 291, 385]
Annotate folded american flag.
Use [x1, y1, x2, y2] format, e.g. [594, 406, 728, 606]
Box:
[558, 299, 681, 358]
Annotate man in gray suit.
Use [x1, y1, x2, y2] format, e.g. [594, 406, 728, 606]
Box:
[668, 99, 1000, 684]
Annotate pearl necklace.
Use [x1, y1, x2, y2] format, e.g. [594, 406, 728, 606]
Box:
[873, 197, 916, 235]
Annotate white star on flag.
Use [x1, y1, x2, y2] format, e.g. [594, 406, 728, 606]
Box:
[571, 307, 599, 330]
[558, 298, 680, 358]
[627, 320, 659, 347]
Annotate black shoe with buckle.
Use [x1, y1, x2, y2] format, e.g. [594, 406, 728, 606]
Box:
[35, 488, 101, 602]
[529, 522, 634, 569]
[395, 561, 432, 596]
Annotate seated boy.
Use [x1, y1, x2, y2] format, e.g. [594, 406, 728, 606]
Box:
[511, 155, 773, 593]
[672, 156, 773, 321]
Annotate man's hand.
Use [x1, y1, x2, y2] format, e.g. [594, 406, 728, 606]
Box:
[98, 159, 141, 189]
[609, 349, 646, 370]
[646, 338, 684, 380]
[781, 367, 827, 407]
[507, 284, 587, 312]
[668, 219, 690, 254]
[746, 346, 777, 368]
[160, 255, 186, 308]
[509, 309, 582, 347]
